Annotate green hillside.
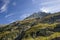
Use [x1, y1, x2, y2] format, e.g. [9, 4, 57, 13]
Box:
[0, 12, 60, 40]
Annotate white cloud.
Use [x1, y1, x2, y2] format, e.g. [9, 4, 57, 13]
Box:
[38, 0, 60, 13]
[0, 0, 10, 13]
[20, 13, 31, 20]
[9, 20, 15, 23]
[8, 19, 16, 23]
[40, 0, 60, 5]
[5, 13, 14, 18]
[40, 4, 60, 13]
[0, 4, 7, 13]
[40, 8, 49, 13]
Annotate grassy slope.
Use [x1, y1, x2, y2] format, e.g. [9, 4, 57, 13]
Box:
[22, 23, 60, 40]
[41, 12, 60, 23]
[0, 12, 60, 40]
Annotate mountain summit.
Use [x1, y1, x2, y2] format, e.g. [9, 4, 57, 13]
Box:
[0, 12, 60, 40]
[25, 12, 50, 19]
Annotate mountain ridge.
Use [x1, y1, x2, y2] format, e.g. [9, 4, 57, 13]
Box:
[25, 11, 51, 19]
[0, 12, 60, 40]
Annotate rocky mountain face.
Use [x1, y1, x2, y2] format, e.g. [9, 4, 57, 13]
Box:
[25, 12, 50, 19]
[41, 12, 60, 23]
[0, 12, 60, 40]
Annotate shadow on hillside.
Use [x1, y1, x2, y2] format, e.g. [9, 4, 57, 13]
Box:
[52, 37, 60, 40]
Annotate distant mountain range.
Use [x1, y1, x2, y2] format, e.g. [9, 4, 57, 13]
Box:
[0, 11, 60, 40]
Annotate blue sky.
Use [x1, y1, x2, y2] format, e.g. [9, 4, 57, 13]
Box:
[0, 0, 60, 24]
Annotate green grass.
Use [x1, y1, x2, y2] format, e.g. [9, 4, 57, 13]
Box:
[22, 23, 60, 40]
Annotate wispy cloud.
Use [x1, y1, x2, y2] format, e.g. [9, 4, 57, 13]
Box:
[40, 4, 60, 13]
[32, 0, 41, 4]
[5, 13, 14, 18]
[40, 0, 60, 5]
[9, 19, 15, 23]
[7, 19, 16, 23]
[40, 7, 49, 13]
[32, 0, 60, 6]
[38, 0, 60, 13]
[0, 0, 10, 13]
[20, 13, 32, 20]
